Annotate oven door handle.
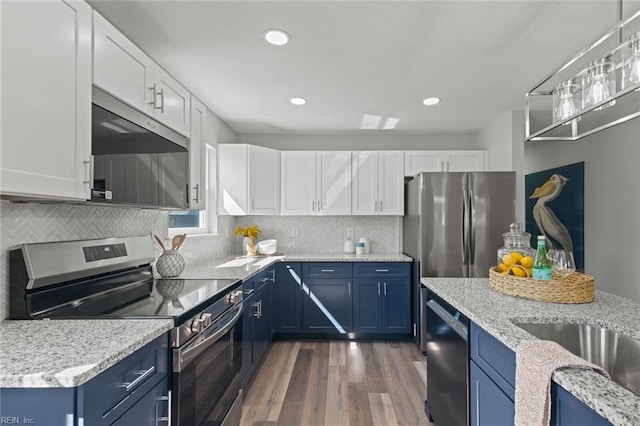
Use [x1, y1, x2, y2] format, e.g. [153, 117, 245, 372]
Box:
[175, 305, 242, 372]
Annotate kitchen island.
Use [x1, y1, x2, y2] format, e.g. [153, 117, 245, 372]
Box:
[422, 277, 640, 426]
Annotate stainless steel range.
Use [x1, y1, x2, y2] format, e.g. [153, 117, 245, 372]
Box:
[9, 235, 243, 426]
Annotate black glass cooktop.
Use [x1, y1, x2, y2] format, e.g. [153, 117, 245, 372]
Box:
[29, 277, 240, 324]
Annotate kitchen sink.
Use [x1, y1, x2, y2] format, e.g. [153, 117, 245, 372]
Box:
[513, 322, 640, 397]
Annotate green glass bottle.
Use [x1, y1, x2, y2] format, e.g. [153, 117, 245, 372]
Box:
[532, 236, 552, 280]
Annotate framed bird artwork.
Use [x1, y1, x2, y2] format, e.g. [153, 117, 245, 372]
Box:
[525, 162, 585, 272]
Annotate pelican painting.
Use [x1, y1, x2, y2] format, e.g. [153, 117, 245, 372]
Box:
[529, 173, 574, 253]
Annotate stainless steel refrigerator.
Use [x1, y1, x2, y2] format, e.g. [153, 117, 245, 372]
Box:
[403, 172, 516, 352]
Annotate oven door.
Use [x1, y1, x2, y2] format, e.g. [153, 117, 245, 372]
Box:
[172, 303, 242, 426]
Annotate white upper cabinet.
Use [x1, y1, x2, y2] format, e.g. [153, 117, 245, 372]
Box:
[280, 151, 316, 215]
[188, 97, 207, 210]
[1, 0, 92, 200]
[218, 144, 280, 215]
[92, 11, 191, 136]
[404, 150, 487, 176]
[352, 151, 404, 215]
[93, 11, 153, 114]
[281, 151, 351, 216]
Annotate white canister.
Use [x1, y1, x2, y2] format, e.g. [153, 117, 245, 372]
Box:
[343, 238, 356, 254]
[359, 237, 370, 254]
[355, 242, 365, 255]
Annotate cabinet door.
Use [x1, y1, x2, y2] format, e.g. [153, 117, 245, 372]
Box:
[253, 286, 271, 365]
[351, 151, 378, 215]
[1, 0, 92, 200]
[281, 151, 316, 215]
[551, 383, 612, 426]
[316, 151, 352, 215]
[444, 151, 486, 171]
[242, 293, 256, 386]
[112, 377, 169, 426]
[273, 263, 302, 333]
[404, 151, 443, 177]
[378, 151, 404, 215]
[218, 144, 249, 215]
[249, 145, 280, 215]
[353, 280, 381, 333]
[93, 11, 154, 114]
[188, 97, 207, 210]
[303, 280, 352, 333]
[470, 360, 515, 426]
[158, 153, 188, 208]
[381, 279, 410, 333]
[153, 67, 191, 136]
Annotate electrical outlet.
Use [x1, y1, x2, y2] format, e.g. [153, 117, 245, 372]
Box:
[291, 227, 298, 237]
[347, 227, 354, 238]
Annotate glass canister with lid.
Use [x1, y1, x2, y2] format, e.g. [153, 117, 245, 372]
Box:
[497, 223, 536, 277]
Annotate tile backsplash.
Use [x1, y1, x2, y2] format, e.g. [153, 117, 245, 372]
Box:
[235, 216, 401, 253]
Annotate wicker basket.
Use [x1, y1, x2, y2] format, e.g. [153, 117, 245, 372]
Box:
[489, 266, 594, 304]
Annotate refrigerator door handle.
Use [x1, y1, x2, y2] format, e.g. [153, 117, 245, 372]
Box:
[462, 185, 470, 267]
[469, 188, 476, 266]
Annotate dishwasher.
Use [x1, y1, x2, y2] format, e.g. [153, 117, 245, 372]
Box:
[425, 290, 469, 426]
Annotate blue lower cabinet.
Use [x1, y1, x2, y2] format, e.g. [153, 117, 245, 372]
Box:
[381, 279, 410, 333]
[302, 279, 352, 334]
[242, 291, 256, 386]
[0, 334, 169, 426]
[353, 280, 382, 332]
[470, 359, 515, 426]
[551, 383, 612, 426]
[272, 262, 302, 333]
[242, 284, 272, 387]
[353, 279, 410, 334]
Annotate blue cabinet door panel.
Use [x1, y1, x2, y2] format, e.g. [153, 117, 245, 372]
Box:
[381, 279, 410, 332]
[303, 280, 352, 334]
[302, 262, 352, 278]
[470, 322, 516, 398]
[353, 280, 381, 332]
[0, 387, 76, 425]
[353, 262, 409, 278]
[273, 262, 302, 333]
[551, 383, 613, 426]
[470, 360, 515, 426]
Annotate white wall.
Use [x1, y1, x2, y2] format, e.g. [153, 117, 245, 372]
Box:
[234, 132, 477, 151]
[524, 118, 640, 301]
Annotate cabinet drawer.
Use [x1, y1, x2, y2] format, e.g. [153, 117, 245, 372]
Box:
[470, 322, 515, 399]
[353, 262, 409, 278]
[83, 334, 168, 425]
[254, 269, 272, 292]
[302, 262, 352, 278]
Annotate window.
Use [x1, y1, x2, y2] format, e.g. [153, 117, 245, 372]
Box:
[168, 144, 217, 235]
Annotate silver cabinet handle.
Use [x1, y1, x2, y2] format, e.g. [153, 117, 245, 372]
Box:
[82, 157, 92, 185]
[258, 300, 263, 319]
[379, 200, 383, 212]
[348, 282, 351, 296]
[375, 269, 389, 272]
[252, 198, 255, 211]
[155, 392, 171, 426]
[374, 200, 378, 212]
[159, 88, 165, 113]
[320, 269, 334, 272]
[312, 200, 315, 212]
[192, 184, 199, 203]
[446, 161, 450, 171]
[318, 199, 322, 211]
[148, 83, 157, 108]
[119, 366, 156, 392]
[270, 269, 276, 282]
[441, 160, 445, 171]
[384, 282, 387, 296]
[260, 277, 270, 283]
[252, 301, 260, 318]
[377, 282, 381, 296]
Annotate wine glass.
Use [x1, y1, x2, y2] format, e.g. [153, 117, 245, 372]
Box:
[551, 250, 576, 277]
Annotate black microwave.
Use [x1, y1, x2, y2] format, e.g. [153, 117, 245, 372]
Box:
[91, 87, 190, 209]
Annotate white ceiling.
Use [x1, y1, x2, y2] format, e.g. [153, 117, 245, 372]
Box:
[88, 0, 638, 135]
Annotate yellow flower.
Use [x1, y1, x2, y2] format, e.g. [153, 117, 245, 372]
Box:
[234, 224, 262, 240]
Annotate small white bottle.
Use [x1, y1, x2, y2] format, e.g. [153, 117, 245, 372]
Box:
[359, 237, 370, 254]
[355, 242, 365, 255]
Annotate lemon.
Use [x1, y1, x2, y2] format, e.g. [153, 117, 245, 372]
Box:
[501, 270, 509, 275]
[499, 262, 509, 272]
[510, 252, 524, 263]
[509, 265, 527, 277]
[502, 254, 516, 267]
[520, 256, 533, 268]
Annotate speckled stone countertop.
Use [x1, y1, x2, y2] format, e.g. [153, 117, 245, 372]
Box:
[422, 278, 640, 426]
[178, 252, 412, 281]
[0, 319, 173, 388]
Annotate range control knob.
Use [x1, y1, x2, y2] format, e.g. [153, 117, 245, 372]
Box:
[200, 313, 213, 327]
[190, 318, 205, 333]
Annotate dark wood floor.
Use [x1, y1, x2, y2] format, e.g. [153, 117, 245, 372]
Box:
[241, 340, 427, 426]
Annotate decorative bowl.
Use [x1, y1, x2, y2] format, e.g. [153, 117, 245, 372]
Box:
[257, 239, 277, 255]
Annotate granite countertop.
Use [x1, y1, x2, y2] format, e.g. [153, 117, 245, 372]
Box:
[178, 252, 412, 281]
[422, 278, 640, 426]
[0, 319, 173, 388]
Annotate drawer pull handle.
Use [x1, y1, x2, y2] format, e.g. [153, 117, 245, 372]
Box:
[119, 366, 156, 392]
[320, 269, 335, 272]
[375, 269, 389, 272]
[260, 277, 270, 283]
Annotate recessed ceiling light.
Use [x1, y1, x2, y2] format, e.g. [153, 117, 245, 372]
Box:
[290, 97, 306, 106]
[264, 29, 290, 46]
[423, 97, 440, 106]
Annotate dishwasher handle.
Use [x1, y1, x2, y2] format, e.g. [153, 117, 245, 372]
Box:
[426, 299, 468, 341]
